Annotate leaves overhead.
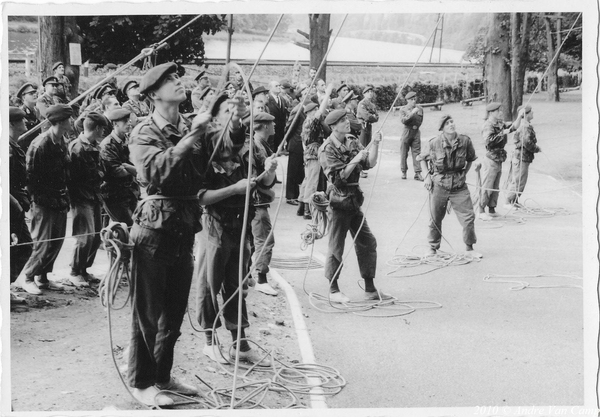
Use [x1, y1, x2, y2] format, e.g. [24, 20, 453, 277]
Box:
[77, 14, 227, 66]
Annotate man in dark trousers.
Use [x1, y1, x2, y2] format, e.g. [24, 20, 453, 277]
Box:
[318, 109, 391, 303]
[356, 86, 379, 178]
[21, 104, 73, 295]
[284, 96, 307, 207]
[9, 107, 33, 304]
[67, 112, 107, 287]
[265, 80, 288, 151]
[399, 91, 424, 181]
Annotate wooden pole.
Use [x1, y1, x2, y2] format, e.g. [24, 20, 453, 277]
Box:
[226, 14, 233, 65]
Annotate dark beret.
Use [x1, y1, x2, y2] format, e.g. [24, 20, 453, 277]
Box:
[362, 85, 373, 94]
[254, 112, 275, 123]
[209, 92, 230, 117]
[195, 70, 208, 82]
[122, 80, 139, 95]
[486, 102, 502, 112]
[46, 104, 74, 123]
[52, 62, 64, 71]
[438, 114, 453, 131]
[9, 107, 26, 122]
[139, 62, 178, 95]
[85, 111, 109, 127]
[303, 102, 318, 113]
[42, 76, 59, 87]
[325, 109, 347, 126]
[17, 82, 36, 98]
[336, 84, 348, 94]
[251, 86, 268, 97]
[280, 79, 292, 89]
[94, 84, 117, 100]
[106, 108, 131, 121]
[405, 91, 417, 100]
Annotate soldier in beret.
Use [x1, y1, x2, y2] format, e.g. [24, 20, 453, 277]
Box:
[121, 80, 151, 127]
[357, 85, 379, 178]
[336, 83, 350, 99]
[417, 114, 481, 258]
[67, 112, 108, 287]
[8, 108, 33, 304]
[81, 83, 117, 115]
[36, 77, 60, 120]
[100, 108, 139, 226]
[399, 91, 424, 181]
[318, 108, 390, 303]
[242, 112, 279, 296]
[342, 91, 362, 137]
[195, 92, 272, 367]
[16, 83, 42, 150]
[478, 102, 525, 220]
[21, 104, 74, 295]
[126, 62, 227, 405]
[53, 62, 72, 103]
[191, 71, 211, 110]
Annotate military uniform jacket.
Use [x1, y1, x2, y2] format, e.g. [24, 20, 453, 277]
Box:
[10, 139, 30, 212]
[21, 104, 41, 131]
[26, 130, 70, 210]
[99, 131, 140, 203]
[239, 136, 276, 207]
[123, 99, 151, 118]
[36, 93, 56, 119]
[356, 98, 379, 126]
[56, 75, 72, 103]
[419, 133, 477, 191]
[482, 119, 512, 163]
[400, 104, 423, 140]
[513, 124, 540, 163]
[68, 134, 104, 206]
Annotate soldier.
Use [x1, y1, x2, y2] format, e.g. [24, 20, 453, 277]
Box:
[100, 108, 139, 226]
[342, 91, 362, 137]
[195, 92, 272, 367]
[52, 61, 72, 103]
[336, 83, 350, 99]
[9, 108, 33, 304]
[126, 62, 211, 406]
[82, 83, 117, 115]
[318, 109, 389, 303]
[67, 112, 107, 287]
[16, 82, 42, 150]
[479, 102, 524, 220]
[36, 77, 60, 119]
[418, 114, 482, 258]
[356, 86, 379, 177]
[191, 70, 211, 110]
[121, 80, 151, 127]
[399, 91, 424, 181]
[21, 104, 74, 295]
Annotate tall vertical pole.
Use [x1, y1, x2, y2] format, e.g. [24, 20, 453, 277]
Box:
[226, 14, 233, 65]
[438, 14, 444, 63]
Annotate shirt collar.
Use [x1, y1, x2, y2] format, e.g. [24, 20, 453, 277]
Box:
[329, 133, 346, 150]
[152, 110, 186, 134]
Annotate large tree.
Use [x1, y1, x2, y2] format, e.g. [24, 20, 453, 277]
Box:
[544, 13, 563, 102]
[510, 13, 531, 118]
[294, 14, 332, 81]
[483, 13, 512, 121]
[39, 16, 83, 98]
[77, 15, 226, 67]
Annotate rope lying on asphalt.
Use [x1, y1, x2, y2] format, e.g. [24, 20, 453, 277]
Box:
[483, 274, 583, 290]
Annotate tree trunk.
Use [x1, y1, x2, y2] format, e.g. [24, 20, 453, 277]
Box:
[309, 14, 331, 81]
[510, 13, 530, 118]
[39, 16, 82, 100]
[544, 13, 562, 102]
[484, 13, 512, 121]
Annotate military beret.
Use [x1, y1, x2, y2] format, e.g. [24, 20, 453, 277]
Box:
[106, 108, 131, 122]
[280, 79, 292, 89]
[122, 80, 139, 95]
[486, 102, 502, 112]
[438, 114, 453, 131]
[140, 62, 178, 95]
[342, 91, 358, 103]
[85, 111, 109, 127]
[405, 91, 417, 100]
[42, 76, 59, 86]
[94, 84, 117, 100]
[362, 85, 374, 94]
[251, 86, 268, 97]
[303, 102, 318, 113]
[52, 62, 64, 71]
[195, 70, 208, 82]
[336, 84, 348, 94]
[254, 112, 275, 123]
[9, 107, 26, 122]
[517, 104, 532, 114]
[17, 82, 36, 98]
[209, 92, 230, 117]
[325, 109, 347, 126]
[46, 104, 74, 123]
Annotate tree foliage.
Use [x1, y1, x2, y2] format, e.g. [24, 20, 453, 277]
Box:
[77, 15, 227, 66]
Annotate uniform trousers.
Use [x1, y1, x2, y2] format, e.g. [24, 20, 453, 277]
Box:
[505, 157, 530, 205]
[127, 225, 194, 388]
[480, 157, 502, 210]
[104, 199, 137, 227]
[298, 159, 320, 212]
[251, 206, 274, 276]
[428, 184, 477, 250]
[400, 131, 422, 174]
[71, 202, 102, 275]
[195, 214, 250, 331]
[10, 203, 32, 282]
[22, 203, 67, 281]
[325, 208, 377, 282]
[285, 150, 305, 200]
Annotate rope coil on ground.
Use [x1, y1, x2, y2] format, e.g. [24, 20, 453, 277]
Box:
[483, 273, 583, 290]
